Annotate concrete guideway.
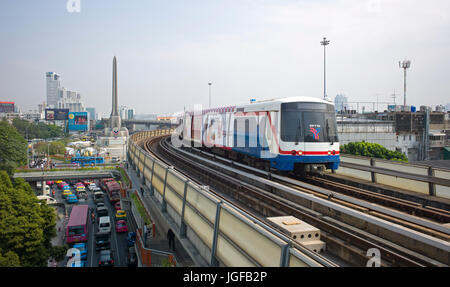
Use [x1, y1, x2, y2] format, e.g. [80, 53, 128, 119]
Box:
[128, 130, 334, 267]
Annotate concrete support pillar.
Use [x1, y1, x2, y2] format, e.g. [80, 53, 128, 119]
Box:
[428, 167, 436, 196]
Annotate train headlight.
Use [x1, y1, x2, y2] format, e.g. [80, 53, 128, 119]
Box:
[291, 150, 297, 155]
[298, 151, 303, 156]
[332, 150, 336, 155]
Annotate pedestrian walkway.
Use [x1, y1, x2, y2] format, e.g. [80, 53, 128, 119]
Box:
[126, 164, 195, 267]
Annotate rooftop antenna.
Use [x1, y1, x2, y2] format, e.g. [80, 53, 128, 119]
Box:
[391, 89, 397, 105]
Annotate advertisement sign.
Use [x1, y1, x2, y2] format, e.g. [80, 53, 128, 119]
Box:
[68, 112, 89, 131]
[45, 109, 69, 120]
[0, 102, 15, 113]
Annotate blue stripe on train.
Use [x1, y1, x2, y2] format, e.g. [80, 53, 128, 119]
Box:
[231, 146, 340, 171]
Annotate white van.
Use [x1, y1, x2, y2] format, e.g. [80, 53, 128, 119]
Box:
[98, 216, 111, 234]
[36, 195, 57, 205]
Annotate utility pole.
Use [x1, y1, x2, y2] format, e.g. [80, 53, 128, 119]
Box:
[208, 82, 212, 108]
[320, 37, 330, 99]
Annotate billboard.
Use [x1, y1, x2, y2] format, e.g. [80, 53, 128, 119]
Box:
[68, 112, 89, 131]
[45, 109, 69, 120]
[0, 102, 15, 113]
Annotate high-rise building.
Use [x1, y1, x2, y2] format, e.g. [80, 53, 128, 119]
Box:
[46, 72, 61, 107]
[127, 108, 135, 120]
[119, 105, 135, 120]
[334, 94, 348, 113]
[86, 107, 96, 121]
[57, 87, 85, 112]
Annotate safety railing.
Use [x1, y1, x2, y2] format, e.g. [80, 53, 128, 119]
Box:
[333, 155, 450, 199]
[128, 130, 327, 267]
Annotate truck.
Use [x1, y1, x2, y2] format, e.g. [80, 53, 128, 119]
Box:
[100, 178, 121, 203]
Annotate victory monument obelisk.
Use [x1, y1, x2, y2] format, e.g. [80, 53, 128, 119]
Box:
[99, 56, 129, 161]
[105, 56, 128, 137]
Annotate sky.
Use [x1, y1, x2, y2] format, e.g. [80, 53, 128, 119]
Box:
[1, 0, 449, 116]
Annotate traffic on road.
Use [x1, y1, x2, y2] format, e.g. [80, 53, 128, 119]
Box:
[49, 178, 137, 267]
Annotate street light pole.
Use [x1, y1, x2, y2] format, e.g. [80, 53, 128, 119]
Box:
[320, 37, 330, 99]
[208, 82, 212, 108]
[399, 59, 411, 110]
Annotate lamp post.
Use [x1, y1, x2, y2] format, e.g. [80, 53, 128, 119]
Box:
[208, 82, 212, 108]
[320, 37, 330, 99]
[399, 59, 411, 110]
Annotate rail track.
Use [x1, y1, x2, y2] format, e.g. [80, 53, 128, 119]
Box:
[140, 135, 450, 267]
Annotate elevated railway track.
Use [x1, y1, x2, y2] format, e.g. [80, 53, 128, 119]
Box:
[139, 134, 450, 267]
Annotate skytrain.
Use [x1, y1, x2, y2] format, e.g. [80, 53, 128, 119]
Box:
[175, 97, 340, 174]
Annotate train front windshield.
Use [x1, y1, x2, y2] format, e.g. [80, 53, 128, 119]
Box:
[281, 102, 339, 143]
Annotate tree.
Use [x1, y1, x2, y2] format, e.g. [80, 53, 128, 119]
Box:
[0, 171, 57, 266]
[11, 118, 64, 140]
[34, 141, 66, 156]
[0, 120, 27, 174]
[341, 142, 408, 162]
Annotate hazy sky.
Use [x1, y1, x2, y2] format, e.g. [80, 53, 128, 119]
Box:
[1, 0, 449, 116]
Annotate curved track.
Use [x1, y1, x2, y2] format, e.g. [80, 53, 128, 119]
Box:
[140, 135, 450, 267]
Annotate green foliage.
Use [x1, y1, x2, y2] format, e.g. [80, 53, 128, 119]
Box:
[11, 118, 64, 140]
[0, 120, 27, 174]
[341, 142, 408, 162]
[131, 193, 152, 225]
[0, 170, 56, 267]
[49, 244, 69, 262]
[34, 141, 66, 156]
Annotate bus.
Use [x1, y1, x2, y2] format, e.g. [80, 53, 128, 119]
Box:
[100, 178, 121, 203]
[66, 205, 89, 244]
[71, 156, 104, 166]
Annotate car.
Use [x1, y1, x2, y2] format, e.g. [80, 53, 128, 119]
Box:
[94, 191, 104, 203]
[98, 216, 111, 233]
[98, 250, 114, 267]
[62, 185, 71, 191]
[62, 190, 72, 199]
[96, 202, 105, 209]
[126, 232, 136, 247]
[46, 181, 54, 185]
[95, 232, 111, 251]
[115, 210, 126, 221]
[66, 194, 78, 204]
[76, 186, 86, 193]
[97, 206, 108, 217]
[114, 202, 121, 211]
[36, 195, 57, 205]
[72, 243, 88, 260]
[55, 180, 63, 184]
[127, 247, 137, 267]
[91, 187, 102, 192]
[88, 183, 98, 191]
[115, 220, 128, 233]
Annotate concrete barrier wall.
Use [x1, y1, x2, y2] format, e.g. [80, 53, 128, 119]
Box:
[335, 166, 372, 181]
[336, 155, 450, 198]
[128, 130, 324, 267]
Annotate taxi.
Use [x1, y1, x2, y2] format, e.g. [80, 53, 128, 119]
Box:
[76, 186, 86, 192]
[115, 210, 127, 221]
[62, 190, 73, 198]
